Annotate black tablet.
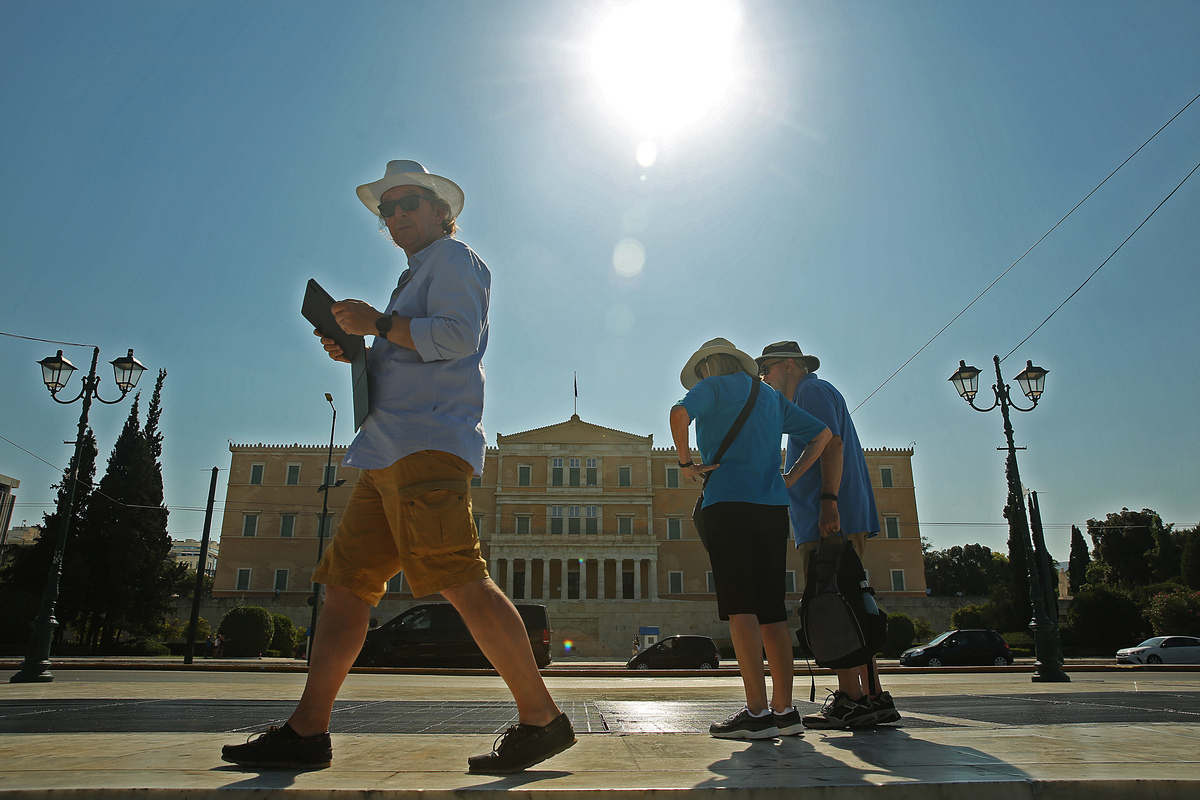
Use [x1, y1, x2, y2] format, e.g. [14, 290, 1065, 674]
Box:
[302, 278, 370, 431]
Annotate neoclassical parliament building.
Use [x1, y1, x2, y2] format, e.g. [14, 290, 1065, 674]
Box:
[213, 414, 927, 657]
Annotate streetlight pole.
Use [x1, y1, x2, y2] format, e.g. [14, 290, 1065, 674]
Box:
[183, 466, 220, 665]
[949, 355, 1069, 683]
[12, 346, 145, 683]
[307, 393, 344, 663]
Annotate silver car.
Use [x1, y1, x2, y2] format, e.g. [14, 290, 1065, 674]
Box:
[1116, 636, 1200, 665]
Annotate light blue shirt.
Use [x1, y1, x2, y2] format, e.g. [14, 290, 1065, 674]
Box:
[678, 372, 828, 508]
[343, 236, 490, 474]
[786, 373, 879, 545]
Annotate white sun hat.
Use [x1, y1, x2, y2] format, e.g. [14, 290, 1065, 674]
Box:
[680, 337, 759, 390]
[355, 160, 465, 220]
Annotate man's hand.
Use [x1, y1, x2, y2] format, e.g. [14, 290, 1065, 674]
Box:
[681, 462, 719, 482]
[818, 499, 840, 538]
[330, 299, 381, 337]
[313, 328, 351, 363]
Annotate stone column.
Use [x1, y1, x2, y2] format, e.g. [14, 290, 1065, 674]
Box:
[597, 557, 606, 601]
[648, 556, 658, 601]
[633, 559, 642, 600]
[489, 557, 499, 584]
[503, 559, 512, 596]
[580, 557, 589, 600]
[542, 557, 551, 599]
[561, 558, 570, 601]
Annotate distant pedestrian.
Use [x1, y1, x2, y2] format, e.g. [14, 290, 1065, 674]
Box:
[758, 340, 900, 729]
[632, 636, 641, 656]
[205, 636, 214, 659]
[216, 634, 225, 658]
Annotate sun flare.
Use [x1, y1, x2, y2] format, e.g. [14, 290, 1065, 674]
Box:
[590, 0, 742, 140]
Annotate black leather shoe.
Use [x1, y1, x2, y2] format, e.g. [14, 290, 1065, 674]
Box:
[221, 724, 332, 769]
[468, 712, 576, 774]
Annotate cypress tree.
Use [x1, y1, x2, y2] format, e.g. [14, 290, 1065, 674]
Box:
[1068, 525, 1090, 594]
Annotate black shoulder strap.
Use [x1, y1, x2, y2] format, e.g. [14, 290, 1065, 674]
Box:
[703, 378, 760, 487]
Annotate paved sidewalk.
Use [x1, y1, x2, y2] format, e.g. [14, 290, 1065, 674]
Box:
[2, 667, 1199, 798]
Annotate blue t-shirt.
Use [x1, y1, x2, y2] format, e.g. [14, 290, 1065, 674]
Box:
[786, 373, 879, 544]
[678, 372, 827, 507]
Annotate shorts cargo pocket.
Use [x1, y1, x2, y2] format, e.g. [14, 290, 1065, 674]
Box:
[399, 480, 474, 557]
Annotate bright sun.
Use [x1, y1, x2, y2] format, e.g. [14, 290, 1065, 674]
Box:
[590, 0, 742, 145]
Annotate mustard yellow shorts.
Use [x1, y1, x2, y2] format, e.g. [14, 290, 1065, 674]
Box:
[798, 531, 869, 581]
[311, 450, 488, 605]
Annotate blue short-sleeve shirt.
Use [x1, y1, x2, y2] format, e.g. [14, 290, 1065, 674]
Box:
[678, 372, 827, 507]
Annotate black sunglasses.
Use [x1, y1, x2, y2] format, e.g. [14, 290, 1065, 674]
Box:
[378, 194, 430, 218]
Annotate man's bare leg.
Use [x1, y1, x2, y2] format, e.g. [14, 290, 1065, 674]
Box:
[835, 668, 865, 701]
[761, 621, 794, 711]
[442, 577, 559, 727]
[287, 584, 371, 736]
[728, 613, 768, 713]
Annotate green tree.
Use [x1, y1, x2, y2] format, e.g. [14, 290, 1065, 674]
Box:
[270, 613, 301, 655]
[1067, 525, 1090, 594]
[0, 427, 98, 645]
[951, 604, 991, 629]
[1087, 508, 1167, 589]
[1181, 529, 1200, 590]
[219, 606, 274, 657]
[1064, 584, 1144, 651]
[1002, 478, 1031, 629]
[884, 613, 916, 655]
[1146, 590, 1200, 637]
[923, 543, 1010, 597]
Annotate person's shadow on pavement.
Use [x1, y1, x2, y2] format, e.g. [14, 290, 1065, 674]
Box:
[821, 727, 1030, 786]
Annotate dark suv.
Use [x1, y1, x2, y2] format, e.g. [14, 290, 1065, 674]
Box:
[355, 603, 552, 668]
[900, 629, 1013, 667]
[626, 635, 719, 670]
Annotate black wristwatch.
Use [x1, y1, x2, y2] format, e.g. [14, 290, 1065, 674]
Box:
[375, 313, 394, 338]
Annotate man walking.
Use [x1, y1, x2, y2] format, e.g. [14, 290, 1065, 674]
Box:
[757, 341, 900, 729]
[222, 160, 574, 773]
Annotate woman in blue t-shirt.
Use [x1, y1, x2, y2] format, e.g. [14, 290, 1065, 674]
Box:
[671, 338, 830, 741]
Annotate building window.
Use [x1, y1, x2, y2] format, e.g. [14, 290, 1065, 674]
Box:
[551, 458, 564, 486]
[666, 466, 679, 488]
[516, 516, 531, 536]
[586, 458, 598, 486]
[785, 571, 796, 593]
[884, 516, 901, 539]
[274, 569, 289, 592]
[618, 517, 633, 536]
[280, 515, 295, 538]
[249, 464, 264, 485]
[286, 464, 301, 485]
[550, 506, 564, 535]
[318, 516, 334, 537]
[242, 514, 258, 537]
[890, 569, 906, 592]
[387, 573, 405, 594]
[471, 474, 482, 487]
[706, 571, 716, 593]
[568, 505, 581, 534]
[473, 514, 483, 533]
[618, 465, 632, 487]
[585, 506, 598, 535]
[880, 467, 893, 488]
[666, 518, 681, 540]
[569, 457, 581, 487]
[236, 568, 251, 591]
[567, 571, 580, 600]
[323, 464, 338, 487]
[518, 465, 531, 486]
[668, 572, 683, 594]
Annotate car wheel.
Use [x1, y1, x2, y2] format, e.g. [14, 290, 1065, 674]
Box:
[699, 661, 716, 670]
[1148, 654, 1162, 664]
[992, 656, 1009, 667]
[926, 656, 943, 667]
[636, 662, 651, 670]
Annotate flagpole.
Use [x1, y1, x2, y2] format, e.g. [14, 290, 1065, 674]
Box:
[574, 371, 578, 416]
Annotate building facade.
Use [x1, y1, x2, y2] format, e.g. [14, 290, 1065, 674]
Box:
[213, 415, 926, 656]
[169, 538, 220, 577]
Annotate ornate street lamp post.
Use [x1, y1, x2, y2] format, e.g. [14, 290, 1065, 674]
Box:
[12, 347, 145, 683]
[307, 393, 345, 663]
[949, 355, 1069, 683]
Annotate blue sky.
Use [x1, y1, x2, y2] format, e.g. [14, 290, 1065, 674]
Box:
[2, 0, 1198, 560]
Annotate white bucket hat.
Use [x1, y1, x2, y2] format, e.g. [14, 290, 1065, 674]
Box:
[680, 337, 759, 390]
[355, 160, 465, 220]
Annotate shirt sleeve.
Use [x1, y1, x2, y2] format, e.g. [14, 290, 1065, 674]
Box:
[779, 394, 828, 444]
[797, 380, 843, 437]
[678, 379, 717, 421]
[408, 246, 490, 362]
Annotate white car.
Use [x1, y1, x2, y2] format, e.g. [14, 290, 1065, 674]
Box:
[1116, 636, 1200, 665]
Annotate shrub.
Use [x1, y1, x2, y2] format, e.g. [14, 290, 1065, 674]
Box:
[1065, 584, 1144, 651]
[884, 613, 916, 656]
[912, 616, 936, 643]
[951, 604, 991, 629]
[218, 606, 274, 657]
[270, 614, 302, 655]
[1000, 631, 1034, 657]
[1146, 589, 1200, 637]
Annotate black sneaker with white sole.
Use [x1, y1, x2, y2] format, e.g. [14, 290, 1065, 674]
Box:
[468, 712, 576, 774]
[709, 707, 779, 739]
[773, 707, 805, 736]
[870, 691, 901, 724]
[221, 724, 332, 769]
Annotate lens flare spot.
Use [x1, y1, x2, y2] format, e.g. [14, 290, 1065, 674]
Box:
[636, 140, 658, 167]
[563, 639, 574, 653]
[613, 238, 645, 277]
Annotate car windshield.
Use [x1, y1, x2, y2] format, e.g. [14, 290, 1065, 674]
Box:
[1135, 637, 1166, 648]
[923, 631, 954, 646]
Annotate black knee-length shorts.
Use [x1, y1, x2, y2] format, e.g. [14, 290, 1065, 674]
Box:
[700, 501, 790, 623]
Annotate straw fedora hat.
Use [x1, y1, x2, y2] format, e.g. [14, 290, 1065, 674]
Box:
[755, 340, 820, 373]
[355, 160, 465, 220]
[680, 338, 759, 390]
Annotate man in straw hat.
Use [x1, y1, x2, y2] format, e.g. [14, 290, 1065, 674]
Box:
[222, 161, 574, 773]
[672, 338, 831, 739]
[756, 341, 900, 729]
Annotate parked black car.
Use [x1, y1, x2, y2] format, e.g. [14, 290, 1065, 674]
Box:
[626, 635, 719, 670]
[355, 603, 552, 668]
[900, 629, 1014, 667]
